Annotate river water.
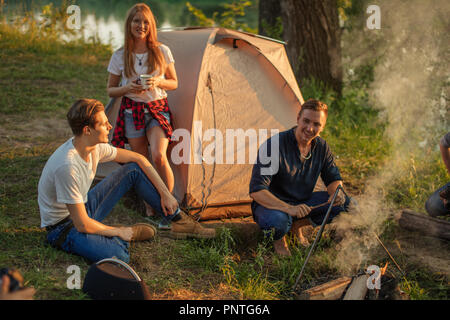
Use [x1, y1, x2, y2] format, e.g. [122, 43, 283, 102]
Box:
[3, 0, 258, 49]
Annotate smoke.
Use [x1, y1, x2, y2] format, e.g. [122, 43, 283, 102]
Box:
[330, 0, 449, 274]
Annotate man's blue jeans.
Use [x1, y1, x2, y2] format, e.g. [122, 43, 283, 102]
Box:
[46, 162, 180, 263]
[425, 182, 450, 217]
[253, 191, 350, 241]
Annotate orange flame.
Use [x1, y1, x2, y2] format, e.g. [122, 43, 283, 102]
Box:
[380, 262, 389, 276]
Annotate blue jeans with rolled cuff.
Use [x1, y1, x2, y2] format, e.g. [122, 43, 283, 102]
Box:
[252, 191, 350, 241]
[46, 162, 180, 263]
[425, 182, 450, 217]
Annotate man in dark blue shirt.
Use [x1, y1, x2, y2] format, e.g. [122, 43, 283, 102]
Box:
[249, 99, 349, 256]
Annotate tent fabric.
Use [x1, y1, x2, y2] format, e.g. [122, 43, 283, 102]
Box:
[99, 27, 304, 220]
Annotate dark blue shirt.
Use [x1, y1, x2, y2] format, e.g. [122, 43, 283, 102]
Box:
[249, 127, 342, 207]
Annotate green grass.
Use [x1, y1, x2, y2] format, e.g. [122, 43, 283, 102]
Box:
[386, 154, 448, 211]
[0, 4, 448, 300]
[0, 18, 112, 117]
[400, 267, 449, 300]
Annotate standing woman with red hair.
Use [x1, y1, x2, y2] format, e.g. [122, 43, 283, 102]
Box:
[107, 3, 177, 215]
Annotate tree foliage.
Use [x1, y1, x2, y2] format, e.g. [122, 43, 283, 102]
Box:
[186, 0, 257, 33]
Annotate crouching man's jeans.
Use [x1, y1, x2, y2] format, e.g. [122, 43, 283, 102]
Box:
[425, 182, 450, 218]
[252, 191, 350, 241]
[47, 162, 180, 263]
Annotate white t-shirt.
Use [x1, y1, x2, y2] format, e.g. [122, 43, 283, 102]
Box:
[38, 138, 117, 228]
[107, 44, 175, 103]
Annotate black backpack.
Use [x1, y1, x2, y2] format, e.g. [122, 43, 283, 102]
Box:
[82, 258, 151, 300]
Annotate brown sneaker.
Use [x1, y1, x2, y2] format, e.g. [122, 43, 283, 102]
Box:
[130, 223, 157, 241]
[170, 212, 216, 239]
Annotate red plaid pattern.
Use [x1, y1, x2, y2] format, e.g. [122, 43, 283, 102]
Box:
[111, 96, 174, 148]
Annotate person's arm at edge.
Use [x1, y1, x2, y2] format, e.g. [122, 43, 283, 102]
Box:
[0, 275, 35, 300]
[440, 140, 450, 175]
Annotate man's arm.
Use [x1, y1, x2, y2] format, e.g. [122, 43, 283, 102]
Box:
[66, 203, 132, 241]
[250, 189, 290, 212]
[114, 148, 178, 216]
[326, 180, 345, 205]
[250, 190, 311, 218]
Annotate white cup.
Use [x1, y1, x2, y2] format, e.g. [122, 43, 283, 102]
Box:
[140, 74, 153, 90]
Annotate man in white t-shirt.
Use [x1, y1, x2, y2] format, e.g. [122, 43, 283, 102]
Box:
[38, 99, 215, 263]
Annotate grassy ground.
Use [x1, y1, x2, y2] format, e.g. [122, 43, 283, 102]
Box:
[0, 9, 448, 300]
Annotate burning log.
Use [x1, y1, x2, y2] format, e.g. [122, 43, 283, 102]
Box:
[343, 275, 369, 300]
[343, 263, 388, 300]
[397, 209, 450, 240]
[295, 277, 352, 300]
[367, 275, 408, 300]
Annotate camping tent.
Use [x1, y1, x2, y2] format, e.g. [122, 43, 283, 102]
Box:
[98, 27, 304, 220]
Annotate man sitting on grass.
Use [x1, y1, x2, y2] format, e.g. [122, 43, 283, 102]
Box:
[38, 99, 215, 263]
[249, 99, 349, 256]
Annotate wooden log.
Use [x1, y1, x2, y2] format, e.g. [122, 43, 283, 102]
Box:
[343, 275, 369, 300]
[295, 277, 352, 300]
[397, 209, 450, 241]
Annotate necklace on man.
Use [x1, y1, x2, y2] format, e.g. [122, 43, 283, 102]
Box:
[300, 145, 312, 160]
[301, 151, 312, 160]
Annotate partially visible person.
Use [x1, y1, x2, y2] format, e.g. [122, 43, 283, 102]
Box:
[0, 269, 35, 300]
[249, 99, 350, 256]
[107, 3, 177, 217]
[425, 132, 450, 217]
[38, 99, 215, 264]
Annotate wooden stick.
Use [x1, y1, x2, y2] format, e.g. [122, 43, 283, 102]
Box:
[309, 201, 341, 210]
[296, 277, 352, 300]
[373, 232, 405, 277]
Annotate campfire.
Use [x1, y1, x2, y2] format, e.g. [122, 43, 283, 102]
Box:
[294, 261, 409, 300]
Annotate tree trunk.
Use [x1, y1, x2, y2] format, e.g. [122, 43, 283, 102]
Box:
[259, 0, 343, 94]
[258, 0, 282, 38]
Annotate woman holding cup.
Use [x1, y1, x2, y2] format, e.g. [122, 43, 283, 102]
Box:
[107, 3, 177, 215]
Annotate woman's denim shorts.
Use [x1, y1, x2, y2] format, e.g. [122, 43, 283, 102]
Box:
[124, 110, 171, 139]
